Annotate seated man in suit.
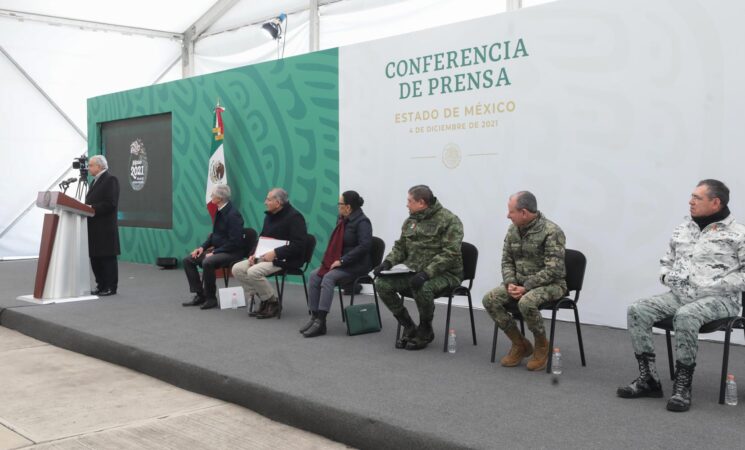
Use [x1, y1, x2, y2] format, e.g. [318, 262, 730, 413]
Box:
[182, 184, 245, 310]
[232, 188, 308, 319]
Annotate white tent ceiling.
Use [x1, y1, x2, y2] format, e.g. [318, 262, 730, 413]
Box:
[0, 0, 555, 258]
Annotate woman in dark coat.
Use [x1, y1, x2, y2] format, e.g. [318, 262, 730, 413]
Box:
[301, 191, 372, 337]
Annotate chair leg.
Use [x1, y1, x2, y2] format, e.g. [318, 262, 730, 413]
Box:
[720, 326, 734, 405]
[573, 305, 586, 366]
[302, 274, 309, 307]
[546, 309, 558, 374]
[490, 323, 498, 363]
[665, 331, 674, 380]
[338, 286, 346, 322]
[373, 283, 382, 329]
[277, 275, 286, 319]
[467, 292, 477, 346]
[519, 318, 525, 336]
[223, 269, 229, 287]
[443, 296, 454, 353]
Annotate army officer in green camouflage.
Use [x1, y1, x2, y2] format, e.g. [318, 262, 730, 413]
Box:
[618, 179, 745, 412]
[483, 191, 566, 371]
[374, 185, 464, 350]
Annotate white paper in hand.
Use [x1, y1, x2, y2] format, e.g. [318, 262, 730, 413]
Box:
[254, 236, 289, 258]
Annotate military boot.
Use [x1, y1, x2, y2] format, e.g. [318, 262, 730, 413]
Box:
[394, 309, 417, 349]
[405, 321, 435, 350]
[526, 333, 549, 371]
[500, 326, 534, 367]
[667, 361, 696, 412]
[617, 352, 664, 398]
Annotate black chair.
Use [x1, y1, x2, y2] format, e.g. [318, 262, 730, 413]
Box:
[653, 293, 745, 404]
[394, 242, 479, 352]
[336, 236, 385, 325]
[270, 234, 317, 319]
[490, 249, 587, 373]
[217, 228, 258, 287]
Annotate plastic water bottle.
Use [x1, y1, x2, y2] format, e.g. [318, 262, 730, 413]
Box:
[551, 347, 562, 375]
[231, 292, 238, 310]
[447, 329, 457, 353]
[725, 374, 738, 406]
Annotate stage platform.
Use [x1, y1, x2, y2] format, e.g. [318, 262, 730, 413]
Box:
[2, 260, 744, 449]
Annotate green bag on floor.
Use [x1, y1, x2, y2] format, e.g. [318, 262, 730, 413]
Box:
[344, 303, 381, 336]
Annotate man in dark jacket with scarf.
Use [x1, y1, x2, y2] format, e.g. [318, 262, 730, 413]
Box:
[182, 184, 245, 309]
[85, 154, 120, 296]
[232, 187, 308, 319]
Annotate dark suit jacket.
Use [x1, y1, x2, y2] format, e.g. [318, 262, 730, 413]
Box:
[85, 170, 120, 257]
[200, 202, 244, 255]
[260, 202, 307, 269]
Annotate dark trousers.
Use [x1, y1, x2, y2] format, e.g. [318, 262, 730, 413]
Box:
[90, 256, 118, 291]
[183, 252, 243, 299]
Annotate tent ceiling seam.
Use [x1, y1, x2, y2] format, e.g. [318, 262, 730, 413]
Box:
[0, 8, 183, 40]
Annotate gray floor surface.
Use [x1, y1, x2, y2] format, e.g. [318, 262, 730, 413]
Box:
[1, 260, 745, 449]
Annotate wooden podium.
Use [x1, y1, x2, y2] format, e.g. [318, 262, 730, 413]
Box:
[17, 191, 98, 304]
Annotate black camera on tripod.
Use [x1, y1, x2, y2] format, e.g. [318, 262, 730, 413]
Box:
[72, 155, 88, 177]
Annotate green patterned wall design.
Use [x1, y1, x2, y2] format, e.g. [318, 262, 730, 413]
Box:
[87, 49, 339, 270]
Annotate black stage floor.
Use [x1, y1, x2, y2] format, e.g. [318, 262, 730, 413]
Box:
[2, 260, 745, 449]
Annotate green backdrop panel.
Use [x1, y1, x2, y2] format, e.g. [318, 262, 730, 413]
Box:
[87, 49, 339, 269]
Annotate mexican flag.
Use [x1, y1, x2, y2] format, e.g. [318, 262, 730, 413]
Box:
[206, 102, 226, 221]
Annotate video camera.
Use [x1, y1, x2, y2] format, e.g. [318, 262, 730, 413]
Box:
[72, 155, 88, 178]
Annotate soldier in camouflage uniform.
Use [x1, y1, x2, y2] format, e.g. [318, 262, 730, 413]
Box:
[618, 179, 745, 412]
[373, 185, 464, 350]
[482, 191, 567, 371]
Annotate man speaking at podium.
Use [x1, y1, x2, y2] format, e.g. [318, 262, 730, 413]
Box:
[85, 155, 120, 296]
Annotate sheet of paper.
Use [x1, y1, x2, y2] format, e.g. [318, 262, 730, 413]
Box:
[254, 236, 288, 257]
[380, 264, 415, 275]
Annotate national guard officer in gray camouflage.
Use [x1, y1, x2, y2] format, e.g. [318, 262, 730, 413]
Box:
[373, 185, 464, 350]
[617, 179, 745, 412]
[482, 191, 566, 371]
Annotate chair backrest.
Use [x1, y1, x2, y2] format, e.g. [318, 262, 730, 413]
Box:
[565, 249, 587, 293]
[242, 228, 258, 257]
[461, 241, 478, 281]
[303, 234, 317, 266]
[369, 236, 386, 268]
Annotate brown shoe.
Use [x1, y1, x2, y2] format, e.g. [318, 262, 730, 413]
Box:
[256, 299, 280, 319]
[500, 326, 533, 367]
[527, 333, 549, 371]
[249, 299, 268, 317]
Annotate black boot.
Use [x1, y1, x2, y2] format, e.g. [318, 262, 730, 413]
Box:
[299, 312, 318, 333]
[617, 352, 664, 398]
[667, 361, 696, 412]
[394, 309, 417, 349]
[303, 311, 327, 338]
[405, 321, 435, 351]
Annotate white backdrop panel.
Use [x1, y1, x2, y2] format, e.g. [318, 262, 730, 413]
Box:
[339, 0, 745, 335]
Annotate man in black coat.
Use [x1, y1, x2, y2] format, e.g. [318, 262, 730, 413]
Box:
[182, 184, 245, 309]
[85, 155, 120, 296]
[232, 187, 307, 319]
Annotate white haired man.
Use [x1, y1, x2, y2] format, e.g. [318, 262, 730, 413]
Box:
[85, 154, 120, 296]
[182, 184, 245, 309]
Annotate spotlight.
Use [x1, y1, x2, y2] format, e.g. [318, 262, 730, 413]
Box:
[262, 13, 287, 40]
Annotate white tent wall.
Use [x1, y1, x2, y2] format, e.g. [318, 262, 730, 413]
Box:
[0, 0, 557, 259]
